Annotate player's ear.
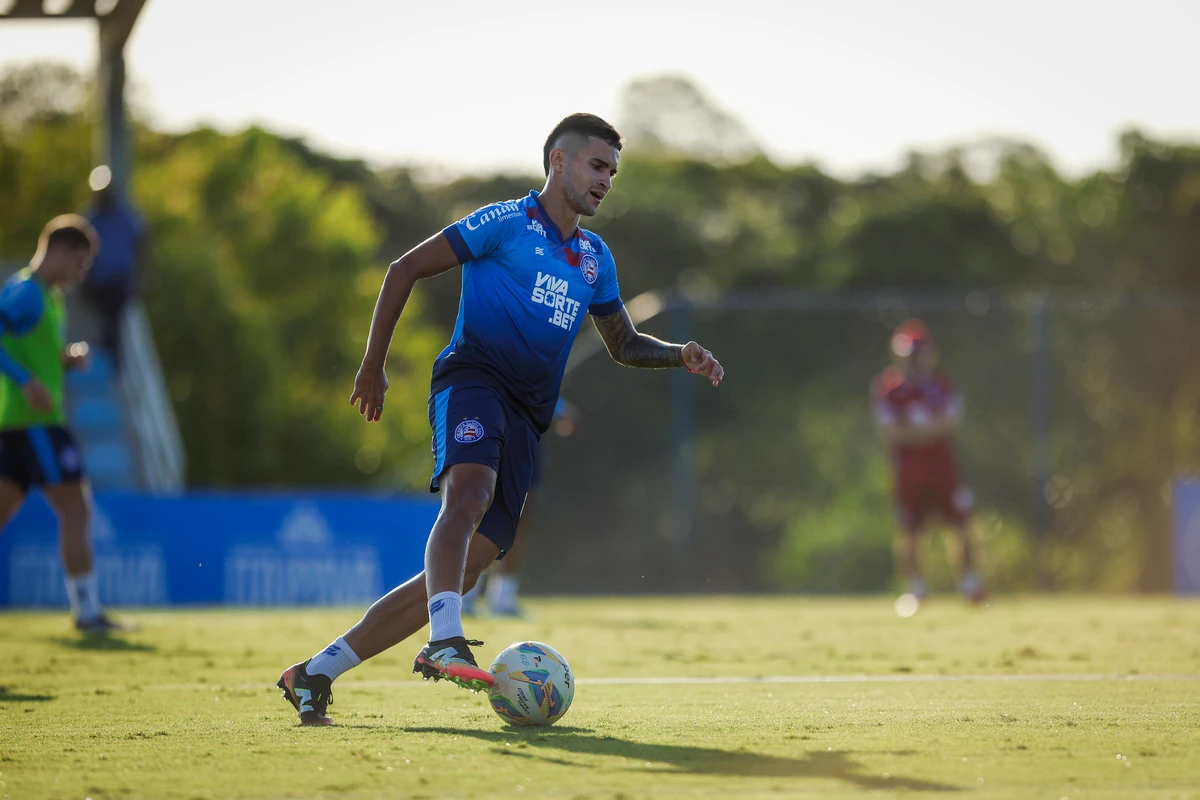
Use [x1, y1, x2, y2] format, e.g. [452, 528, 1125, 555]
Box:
[549, 146, 567, 175]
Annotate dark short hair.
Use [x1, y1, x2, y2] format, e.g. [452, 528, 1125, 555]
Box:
[543, 113, 624, 175]
[39, 214, 98, 255]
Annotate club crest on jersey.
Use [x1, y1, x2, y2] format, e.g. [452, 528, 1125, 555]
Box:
[455, 420, 485, 443]
[579, 254, 599, 285]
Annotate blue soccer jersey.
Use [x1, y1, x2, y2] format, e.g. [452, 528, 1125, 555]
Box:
[436, 190, 623, 432]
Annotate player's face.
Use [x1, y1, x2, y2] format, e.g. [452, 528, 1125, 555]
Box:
[912, 344, 939, 375]
[564, 138, 619, 217]
[62, 246, 94, 287]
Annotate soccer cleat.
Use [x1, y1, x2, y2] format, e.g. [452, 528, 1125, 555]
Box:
[277, 660, 335, 726]
[964, 585, 990, 605]
[413, 637, 494, 692]
[960, 572, 989, 605]
[75, 613, 134, 634]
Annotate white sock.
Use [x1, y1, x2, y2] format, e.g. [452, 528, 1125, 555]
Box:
[65, 571, 102, 623]
[428, 591, 464, 641]
[487, 574, 519, 611]
[960, 571, 982, 596]
[906, 576, 929, 599]
[307, 636, 361, 681]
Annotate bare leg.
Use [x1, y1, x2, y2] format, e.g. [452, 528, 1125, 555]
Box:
[0, 479, 26, 531]
[947, 520, 986, 601]
[42, 481, 93, 577]
[945, 521, 978, 572]
[893, 528, 924, 594]
[424, 463, 496, 597]
[342, 465, 501, 662]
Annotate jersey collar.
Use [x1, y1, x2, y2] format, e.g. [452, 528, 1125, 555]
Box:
[528, 190, 580, 245]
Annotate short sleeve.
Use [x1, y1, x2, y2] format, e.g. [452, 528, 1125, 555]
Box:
[0, 280, 45, 336]
[441, 200, 524, 265]
[587, 240, 623, 317]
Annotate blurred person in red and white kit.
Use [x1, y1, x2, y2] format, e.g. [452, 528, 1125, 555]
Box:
[871, 319, 986, 611]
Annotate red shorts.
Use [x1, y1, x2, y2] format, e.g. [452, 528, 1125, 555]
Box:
[893, 465, 972, 533]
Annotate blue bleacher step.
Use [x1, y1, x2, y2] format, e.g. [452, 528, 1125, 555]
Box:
[64, 350, 117, 389]
[82, 440, 136, 490]
[69, 396, 124, 436]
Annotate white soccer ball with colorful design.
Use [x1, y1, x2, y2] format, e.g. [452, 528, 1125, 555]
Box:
[487, 641, 574, 726]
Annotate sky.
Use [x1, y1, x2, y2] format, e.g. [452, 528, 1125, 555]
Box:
[1, 0, 1198, 177]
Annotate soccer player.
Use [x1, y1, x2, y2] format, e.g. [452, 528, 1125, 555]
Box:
[0, 215, 121, 632]
[871, 319, 985, 610]
[278, 113, 724, 725]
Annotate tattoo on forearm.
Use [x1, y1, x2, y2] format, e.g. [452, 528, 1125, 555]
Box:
[593, 311, 685, 369]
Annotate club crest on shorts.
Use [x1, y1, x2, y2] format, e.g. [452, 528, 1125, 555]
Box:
[455, 419, 485, 443]
[579, 254, 599, 285]
[60, 447, 81, 471]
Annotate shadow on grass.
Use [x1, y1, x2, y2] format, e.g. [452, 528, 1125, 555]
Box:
[0, 686, 54, 702]
[405, 726, 960, 791]
[47, 635, 156, 653]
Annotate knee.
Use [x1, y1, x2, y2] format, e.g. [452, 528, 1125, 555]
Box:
[443, 485, 494, 528]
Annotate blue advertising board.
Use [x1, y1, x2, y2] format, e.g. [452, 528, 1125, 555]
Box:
[0, 491, 439, 608]
[1173, 479, 1200, 595]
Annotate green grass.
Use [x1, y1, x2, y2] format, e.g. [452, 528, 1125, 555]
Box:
[2, 596, 1200, 799]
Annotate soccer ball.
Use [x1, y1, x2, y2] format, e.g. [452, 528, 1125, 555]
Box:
[487, 641, 574, 726]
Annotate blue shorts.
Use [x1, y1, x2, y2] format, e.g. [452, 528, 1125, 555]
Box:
[428, 382, 540, 557]
[0, 426, 86, 492]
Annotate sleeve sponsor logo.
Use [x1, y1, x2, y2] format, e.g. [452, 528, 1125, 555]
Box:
[462, 201, 522, 231]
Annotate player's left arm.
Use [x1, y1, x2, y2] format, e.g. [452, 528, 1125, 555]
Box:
[586, 242, 722, 385]
[591, 307, 723, 386]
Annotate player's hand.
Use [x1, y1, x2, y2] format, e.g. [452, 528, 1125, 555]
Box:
[64, 342, 90, 371]
[21, 379, 55, 413]
[350, 363, 388, 422]
[553, 399, 581, 437]
[682, 341, 724, 387]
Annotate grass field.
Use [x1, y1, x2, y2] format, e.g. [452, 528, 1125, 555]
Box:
[2, 596, 1199, 799]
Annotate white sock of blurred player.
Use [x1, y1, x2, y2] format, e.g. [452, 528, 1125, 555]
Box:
[65, 570, 102, 624]
[487, 574, 519, 614]
[462, 573, 485, 615]
[306, 636, 362, 680]
[906, 576, 928, 599]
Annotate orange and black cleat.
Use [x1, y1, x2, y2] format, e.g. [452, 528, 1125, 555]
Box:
[413, 637, 494, 692]
[277, 660, 335, 726]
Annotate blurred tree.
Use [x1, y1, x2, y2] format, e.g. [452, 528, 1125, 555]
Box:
[4, 61, 1200, 591]
[617, 74, 762, 162]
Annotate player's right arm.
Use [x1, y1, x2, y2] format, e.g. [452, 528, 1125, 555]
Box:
[351, 201, 522, 422]
[351, 233, 461, 422]
[0, 281, 54, 413]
